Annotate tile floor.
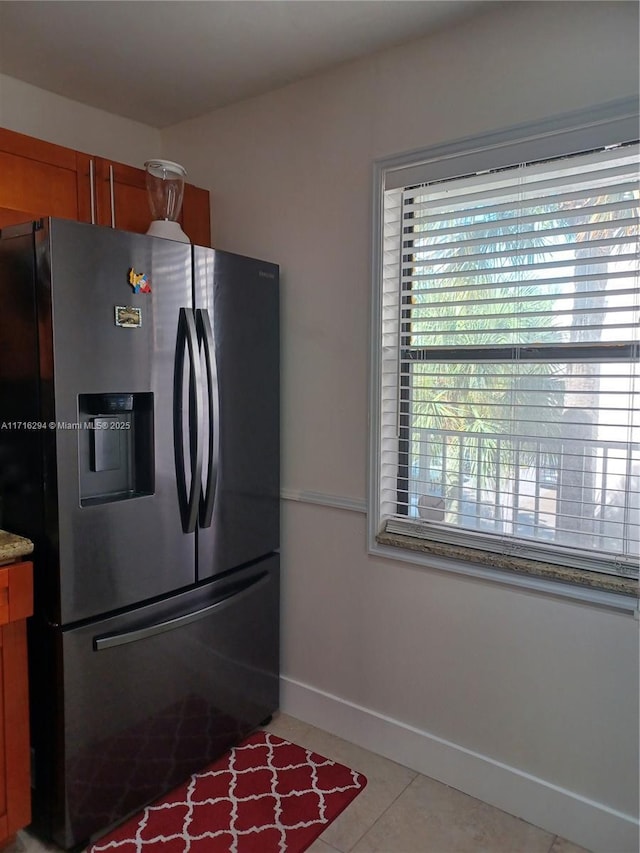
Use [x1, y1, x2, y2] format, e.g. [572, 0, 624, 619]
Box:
[10, 713, 591, 853]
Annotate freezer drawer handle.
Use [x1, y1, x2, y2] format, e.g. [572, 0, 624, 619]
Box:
[174, 307, 204, 533]
[196, 308, 219, 528]
[94, 571, 269, 651]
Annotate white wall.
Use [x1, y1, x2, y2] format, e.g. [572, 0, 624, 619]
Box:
[162, 3, 639, 850]
[0, 73, 160, 167]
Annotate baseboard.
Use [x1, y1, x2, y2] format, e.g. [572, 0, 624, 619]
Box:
[280, 675, 639, 853]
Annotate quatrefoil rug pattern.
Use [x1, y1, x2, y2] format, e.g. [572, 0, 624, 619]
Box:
[87, 730, 367, 852]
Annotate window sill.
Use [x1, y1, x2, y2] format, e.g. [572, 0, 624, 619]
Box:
[375, 531, 639, 608]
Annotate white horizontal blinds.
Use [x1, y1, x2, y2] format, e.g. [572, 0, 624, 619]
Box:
[381, 142, 640, 577]
[404, 145, 640, 348]
[380, 187, 403, 520]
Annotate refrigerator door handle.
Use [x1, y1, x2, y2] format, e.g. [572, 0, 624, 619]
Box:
[196, 308, 219, 528]
[93, 571, 269, 650]
[173, 307, 204, 533]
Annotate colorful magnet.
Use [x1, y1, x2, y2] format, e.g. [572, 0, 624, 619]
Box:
[128, 267, 152, 294]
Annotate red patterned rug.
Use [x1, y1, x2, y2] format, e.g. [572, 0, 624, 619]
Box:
[86, 730, 367, 852]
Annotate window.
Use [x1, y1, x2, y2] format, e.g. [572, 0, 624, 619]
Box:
[370, 101, 639, 604]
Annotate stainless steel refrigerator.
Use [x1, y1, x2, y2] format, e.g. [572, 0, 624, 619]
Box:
[0, 218, 280, 849]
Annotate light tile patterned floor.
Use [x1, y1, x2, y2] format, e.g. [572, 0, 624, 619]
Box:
[11, 713, 591, 853]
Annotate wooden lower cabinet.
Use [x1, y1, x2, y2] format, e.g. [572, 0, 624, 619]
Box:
[0, 561, 33, 849]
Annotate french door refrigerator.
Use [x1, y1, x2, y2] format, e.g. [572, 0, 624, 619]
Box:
[0, 218, 280, 850]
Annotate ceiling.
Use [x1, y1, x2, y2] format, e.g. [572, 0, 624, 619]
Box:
[0, 0, 485, 128]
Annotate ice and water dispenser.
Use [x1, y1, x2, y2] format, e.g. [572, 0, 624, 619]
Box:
[78, 393, 154, 506]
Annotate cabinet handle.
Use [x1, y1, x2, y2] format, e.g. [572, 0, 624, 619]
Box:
[109, 164, 116, 228]
[89, 159, 96, 224]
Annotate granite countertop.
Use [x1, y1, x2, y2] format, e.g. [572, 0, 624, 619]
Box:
[0, 529, 34, 565]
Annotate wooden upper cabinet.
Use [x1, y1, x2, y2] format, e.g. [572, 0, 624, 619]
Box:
[94, 158, 152, 235]
[0, 127, 82, 228]
[182, 182, 212, 248]
[0, 128, 211, 246]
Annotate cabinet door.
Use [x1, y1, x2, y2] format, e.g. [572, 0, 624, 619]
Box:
[0, 561, 32, 845]
[0, 630, 5, 841]
[94, 158, 150, 234]
[0, 128, 83, 228]
[183, 182, 211, 247]
[0, 621, 31, 841]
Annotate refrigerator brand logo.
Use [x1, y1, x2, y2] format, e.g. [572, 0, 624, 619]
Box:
[128, 268, 152, 294]
[258, 270, 275, 280]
